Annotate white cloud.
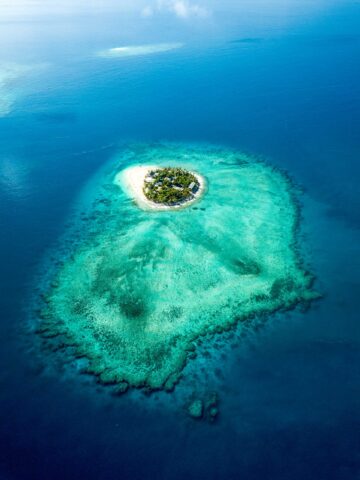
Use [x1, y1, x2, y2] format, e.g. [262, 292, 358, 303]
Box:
[171, 1, 209, 18]
[0, 63, 32, 117]
[142, 0, 210, 19]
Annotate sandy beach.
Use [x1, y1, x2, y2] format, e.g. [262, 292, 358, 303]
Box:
[114, 165, 205, 210]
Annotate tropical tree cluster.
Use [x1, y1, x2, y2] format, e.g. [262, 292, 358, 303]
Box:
[143, 167, 199, 205]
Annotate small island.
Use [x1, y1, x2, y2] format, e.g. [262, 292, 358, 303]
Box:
[144, 167, 200, 206]
[116, 164, 205, 210]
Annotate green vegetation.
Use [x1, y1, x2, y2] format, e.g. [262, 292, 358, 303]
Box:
[143, 167, 200, 205]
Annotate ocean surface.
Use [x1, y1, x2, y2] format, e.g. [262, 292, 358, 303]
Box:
[0, 3, 360, 479]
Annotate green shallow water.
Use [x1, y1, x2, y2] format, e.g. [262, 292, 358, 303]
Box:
[40, 143, 316, 390]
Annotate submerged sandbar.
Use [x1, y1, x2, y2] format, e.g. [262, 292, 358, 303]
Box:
[39, 143, 317, 391]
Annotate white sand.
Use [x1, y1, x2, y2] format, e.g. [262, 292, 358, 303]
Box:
[98, 43, 183, 59]
[114, 165, 205, 211]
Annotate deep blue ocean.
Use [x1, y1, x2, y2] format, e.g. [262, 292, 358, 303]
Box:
[0, 2, 360, 479]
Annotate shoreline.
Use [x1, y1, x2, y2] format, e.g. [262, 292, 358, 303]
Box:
[115, 165, 206, 210]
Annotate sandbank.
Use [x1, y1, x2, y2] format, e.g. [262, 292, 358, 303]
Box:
[98, 43, 183, 58]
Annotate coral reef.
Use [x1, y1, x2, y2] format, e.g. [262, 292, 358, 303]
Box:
[39, 143, 317, 391]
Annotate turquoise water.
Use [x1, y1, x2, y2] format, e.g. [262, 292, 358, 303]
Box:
[0, 2, 360, 479]
[40, 143, 315, 390]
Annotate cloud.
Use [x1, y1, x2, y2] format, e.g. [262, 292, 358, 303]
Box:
[169, 1, 209, 18]
[142, 0, 210, 19]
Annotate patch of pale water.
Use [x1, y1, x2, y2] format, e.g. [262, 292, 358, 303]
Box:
[0, 62, 49, 117]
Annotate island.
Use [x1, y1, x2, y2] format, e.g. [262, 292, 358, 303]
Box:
[38, 143, 318, 392]
[116, 165, 205, 210]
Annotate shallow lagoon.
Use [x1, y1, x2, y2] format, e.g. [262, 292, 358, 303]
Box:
[40, 144, 316, 390]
